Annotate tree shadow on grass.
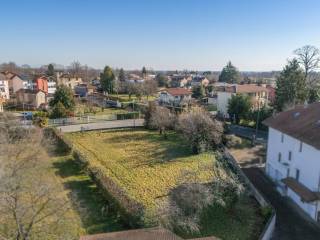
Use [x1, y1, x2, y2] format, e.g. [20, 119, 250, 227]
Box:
[53, 157, 127, 234]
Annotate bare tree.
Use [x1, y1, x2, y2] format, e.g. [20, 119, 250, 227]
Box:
[150, 106, 175, 138]
[70, 60, 82, 76]
[294, 45, 320, 85]
[0, 114, 71, 240]
[178, 107, 223, 154]
[142, 80, 157, 100]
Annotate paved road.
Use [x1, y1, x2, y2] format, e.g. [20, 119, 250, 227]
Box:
[244, 168, 320, 240]
[56, 119, 144, 133]
[229, 145, 320, 240]
[229, 124, 268, 143]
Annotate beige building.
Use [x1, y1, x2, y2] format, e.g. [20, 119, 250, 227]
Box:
[217, 84, 269, 116]
[57, 72, 82, 89]
[16, 89, 46, 109]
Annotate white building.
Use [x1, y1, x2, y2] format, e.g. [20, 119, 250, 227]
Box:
[159, 88, 192, 106]
[0, 73, 10, 100]
[217, 84, 269, 117]
[263, 102, 320, 222]
[47, 76, 57, 94]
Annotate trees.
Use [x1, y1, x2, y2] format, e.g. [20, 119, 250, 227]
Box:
[227, 95, 252, 124]
[142, 80, 157, 100]
[118, 68, 126, 82]
[219, 61, 240, 84]
[46, 63, 55, 76]
[70, 60, 82, 75]
[274, 59, 307, 111]
[294, 45, 320, 102]
[49, 85, 75, 110]
[100, 66, 115, 94]
[150, 106, 175, 137]
[294, 45, 320, 80]
[192, 85, 205, 99]
[177, 107, 223, 154]
[142, 66, 147, 78]
[156, 73, 168, 87]
[0, 114, 70, 240]
[144, 101, 157, 129]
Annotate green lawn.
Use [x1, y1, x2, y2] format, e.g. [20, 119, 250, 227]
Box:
[52, 155, 126, 235]
[64, 129, 264, 239]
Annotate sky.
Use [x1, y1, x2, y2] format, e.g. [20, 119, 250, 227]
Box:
[1, 0, 320, 71]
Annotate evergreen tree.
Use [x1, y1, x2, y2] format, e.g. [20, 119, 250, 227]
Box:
[49, 85, 75, 111]
[118, 68, 126, 82]
[46, 64, 55, 76]
[275, 59, 307, 111]
[142, 66, 147, 78]
[192, 85, 205, 99]
[219, 61, 240, 83]
[100, 66, 115, 94]
[227, 95, 252, 124]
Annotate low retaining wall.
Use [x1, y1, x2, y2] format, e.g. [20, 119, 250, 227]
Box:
[222, 148, 276, 240]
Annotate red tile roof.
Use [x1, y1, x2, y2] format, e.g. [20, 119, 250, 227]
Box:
[164, 88, 191, 96]
[217, 84, 269, 94]
[235, 84, 269, 93]
[263, 102, 320, 150]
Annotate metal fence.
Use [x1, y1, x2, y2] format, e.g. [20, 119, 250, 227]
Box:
[48, 112, 139, 126]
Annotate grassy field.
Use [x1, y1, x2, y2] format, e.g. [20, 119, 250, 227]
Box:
[65, 129, 264, 239]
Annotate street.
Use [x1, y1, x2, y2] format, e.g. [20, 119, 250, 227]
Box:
[57, 119, 144, 133]
[229, 144, 320, 240]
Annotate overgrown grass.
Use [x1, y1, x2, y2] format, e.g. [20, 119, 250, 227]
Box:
[64, 129, 264, 239]
[176, 197, 263, 240]
[65, 130, 217, 222]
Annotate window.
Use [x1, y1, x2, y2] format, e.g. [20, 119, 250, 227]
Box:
[281, 133, 284, 143]
[288, 151, 292, 161]
[278, 152, 282, 162]
[295, 169, 300, 181]
[287, 168, 290, 177]
[299, 141, 303, 152]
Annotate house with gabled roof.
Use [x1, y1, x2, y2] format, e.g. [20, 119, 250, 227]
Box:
[263, 102, 320, 222]
[159, 88, 192, 106]
[216, 84, 269, 116]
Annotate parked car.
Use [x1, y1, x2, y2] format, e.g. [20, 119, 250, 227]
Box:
[21, 112, 33, 120]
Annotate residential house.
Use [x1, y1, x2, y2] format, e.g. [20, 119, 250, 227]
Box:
[74, 84, 95, 97]
[263, 102, 320, 222]
[170, 75, 189, 87]
[47, 76, 57, 94]
[16, 89, 46, 109]
[33, 76, 48, 94]
[217, 84, 269, 116]
[191, 76, 209, 87]
[159, 88, 192, 106]
[57, 72, 82, 89]
[0, 73, 10, 100]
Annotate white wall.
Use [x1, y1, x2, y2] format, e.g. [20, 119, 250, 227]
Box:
[0, 80, 10, 99]
[266, 127, 320, 220]
[217, 91, 232, 116]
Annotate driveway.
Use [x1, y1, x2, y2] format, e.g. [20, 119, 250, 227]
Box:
[229, 124, 268, 143]
[56, 119, 144, 133]
[229, 145, 320, 240]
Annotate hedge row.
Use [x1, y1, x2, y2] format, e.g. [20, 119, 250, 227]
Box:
[47, 127, 145, 228]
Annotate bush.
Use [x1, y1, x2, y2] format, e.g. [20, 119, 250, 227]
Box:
[223, 134, 242, 148]
[32, 111, 49, 127]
